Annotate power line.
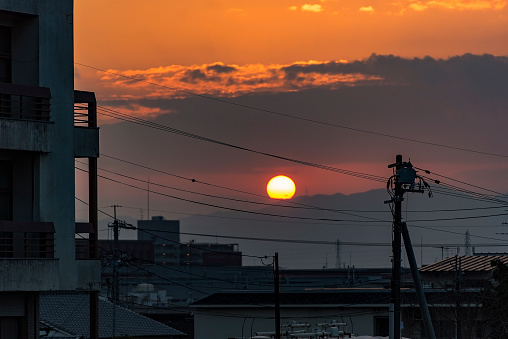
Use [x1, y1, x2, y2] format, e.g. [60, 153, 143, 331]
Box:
[98, 156, 508, 214]
[96, 105, 387, 183]
[79, 166, 508, 225]
[137, 227, 508, 249]
[75, 166, 390, 223]
[75, 160, 386, 222]
[75, 62, 508, 159]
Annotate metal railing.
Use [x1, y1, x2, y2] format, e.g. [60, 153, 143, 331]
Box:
[74, 90, 97, 127]
[75, 222, 97, 259]
[0, 83, 51, 121]
[0, 221, 55, 258]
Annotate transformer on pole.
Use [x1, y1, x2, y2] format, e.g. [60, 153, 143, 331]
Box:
[386, 155, 436, 339]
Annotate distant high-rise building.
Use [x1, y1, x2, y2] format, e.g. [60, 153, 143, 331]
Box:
[138, 216, 180, 265]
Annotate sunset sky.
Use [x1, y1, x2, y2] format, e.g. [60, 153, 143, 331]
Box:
[73, 1, 508, 267]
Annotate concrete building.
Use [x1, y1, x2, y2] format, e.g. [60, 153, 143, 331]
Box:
[0, 1, 100, 338]
[138, 216, 181, 265]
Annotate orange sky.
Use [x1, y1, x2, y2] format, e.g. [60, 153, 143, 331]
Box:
[72, 0, 508, 206]
[72, 2, 508, 266]
[74, 0, 508, 69]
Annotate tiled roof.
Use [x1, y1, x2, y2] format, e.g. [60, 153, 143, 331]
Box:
[419, 255, 508, 273]
[40, 292, 186, 338]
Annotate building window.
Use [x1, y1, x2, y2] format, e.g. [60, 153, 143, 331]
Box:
[0, 26, 12, 83]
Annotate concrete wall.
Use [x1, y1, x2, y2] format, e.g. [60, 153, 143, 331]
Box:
[74, 126, 99, 157]
[36, 0, 77, 290]
[2, 0, 92, 290]
[0, 119, 53, 152]
[0, 259, 59, 291]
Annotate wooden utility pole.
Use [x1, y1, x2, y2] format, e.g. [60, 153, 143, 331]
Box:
[388, 155, 403, 339]
[274, 253, 281, 339]
[387, 155, 435, 339]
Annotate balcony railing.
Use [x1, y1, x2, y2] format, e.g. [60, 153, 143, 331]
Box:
[0, 83, 51, 121]
[75, 222, 97, 260]
[0, 221, 55, 258]
[74, 90, 97, 127]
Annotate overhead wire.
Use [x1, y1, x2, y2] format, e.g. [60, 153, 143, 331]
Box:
[96, 105, 387, 183]
[74, 64, 508, 266]
[97, 157, 508, 215]
[89, 232, 398, 317]
[96, 105, 508, 217]
[139, 226, 508, 249]
[78, 164, 508, 225]
[75, 166, 390, 223]
[75, 62, 508, 159]
[75, 159, 387, 222]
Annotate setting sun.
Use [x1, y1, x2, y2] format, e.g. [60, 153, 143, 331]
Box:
[266, 175, 296, 199]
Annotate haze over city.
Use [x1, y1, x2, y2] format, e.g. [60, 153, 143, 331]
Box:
[73, 0, 508, 269]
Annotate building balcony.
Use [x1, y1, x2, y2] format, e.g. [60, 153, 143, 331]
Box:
[0, 220, 55, 259]
[0, 220, 58, 291]
[0, 82, 53, 152]
[74, 90, 99, 158]
[75, 222, 101, 291]
[0, 221, 101, 291]
[0, 85, 99, 157]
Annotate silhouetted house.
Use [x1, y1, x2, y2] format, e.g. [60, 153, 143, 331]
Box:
[40, 292, 186, 339]
[0, 1, 100, 338]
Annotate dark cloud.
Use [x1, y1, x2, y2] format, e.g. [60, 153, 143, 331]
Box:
[206, 64, 238, 73]
[181, 69, 209, 83]
[95, 54, 508, 269]
[281, 54, 508, 91]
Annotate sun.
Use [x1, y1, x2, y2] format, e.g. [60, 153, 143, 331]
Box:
[266, 175, 296, 199]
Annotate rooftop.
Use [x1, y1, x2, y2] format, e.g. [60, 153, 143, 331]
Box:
[40, 292, 186, 338]
[419, 255, 508, 273]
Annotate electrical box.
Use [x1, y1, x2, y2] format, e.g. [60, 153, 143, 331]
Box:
[397, 166, 417, 184]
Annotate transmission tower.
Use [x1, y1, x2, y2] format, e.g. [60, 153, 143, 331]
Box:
[464, 230, 472, 256]
[335, 239, 342, 269]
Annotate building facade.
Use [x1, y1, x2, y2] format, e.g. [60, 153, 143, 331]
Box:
[138, 216, 181, 265]
[0, 1, 100, 337]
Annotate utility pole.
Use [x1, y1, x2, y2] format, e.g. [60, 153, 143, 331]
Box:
[455, 256, 462, 339]
[388, 155, 403, 339]
[274, 252, 281, 339]
[386, 155, 436, 339]
[108, 205, 136, 339]
[110, 204, 120, 339]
